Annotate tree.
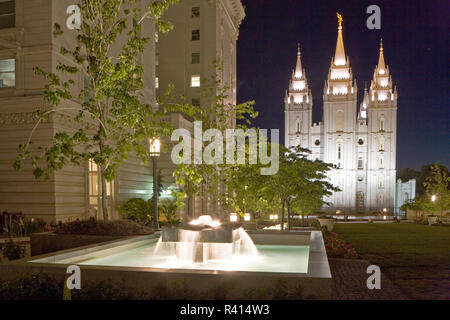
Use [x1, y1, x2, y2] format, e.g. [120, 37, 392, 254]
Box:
[424, 163, 450, 214]
[13, 0, 190, 220]
[173, 61, 257, 213]
[224, 144, 339, 230]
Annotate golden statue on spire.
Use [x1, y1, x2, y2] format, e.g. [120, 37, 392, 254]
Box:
[336, 12, 343, 28]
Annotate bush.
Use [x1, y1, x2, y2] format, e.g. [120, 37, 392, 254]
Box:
[158, 199, 180, 227]
[54, 218, 153, 236]
[2, 216, 47, 237]
[118, 198, 153, 225]
[2, 239, 25, 261]
[323, 231, 358, 259]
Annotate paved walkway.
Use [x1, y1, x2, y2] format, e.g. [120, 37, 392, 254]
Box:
[329, 258, 408, 300]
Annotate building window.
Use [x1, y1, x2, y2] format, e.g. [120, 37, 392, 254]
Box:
[155, 77, 159, 89]
[358, 157, 364, 170]
[358, 138, 364, 145]
[0, 1, 15, 29]
[314, 139, 320, 146]
[191, 7, 200, 18]
[192, 98, 200, 106]
[336, 111, 344, 132]
[337, 143, 343, 168]
[191, 75, 200, 87]
[0, 58, 15, 88]
[88, 159, 112, 219]
[296, 120, 301, 133]
[378, 178, 384, 189]
[379, 156, 384, 169]
[192, 53, 200, 64]
[356, 192, 364, 208]
[379, 117, 385, 131]
[379, 137, 385, 151]
[192, 29, 200, 41]
[89, 159, 99, 207]
[154, 32, 159, 43]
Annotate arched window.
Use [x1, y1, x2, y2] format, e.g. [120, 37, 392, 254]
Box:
[379, 156, 384, 169]
[336, 111, 344, 132]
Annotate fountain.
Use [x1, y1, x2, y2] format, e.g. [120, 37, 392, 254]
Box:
[154, 215, 258, 264]
[16, 215, 332, 299]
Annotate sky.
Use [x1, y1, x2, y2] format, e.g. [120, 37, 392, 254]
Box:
[236, 0, 449, 170]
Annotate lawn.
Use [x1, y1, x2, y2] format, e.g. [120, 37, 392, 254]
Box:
[334, 223, 450, 300]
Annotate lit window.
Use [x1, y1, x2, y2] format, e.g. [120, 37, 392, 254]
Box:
[191, 75, 200, 87]
[378, 69, 385, 75]
[378, 92, 387, 101]
[358, 157, 364, 169]
[191, 7, 200, 18]
[192, 29, 200, 41]
[155, 32, 159, 43]
[294, 95, 302, 103]
[89, 159, 99, 206]
[379, 137, 385, 151]
[155, 77, 159, 89]
[379, 156, 384, 169]
[293, 81, 305, 91]
[379, 78, 388, 87]
[192, 53, 200, 64]
[337, 143, 343, 168]
[379, 118, 385, 131]
[0, 1, 15, 29]
[0, 58, 15, 88]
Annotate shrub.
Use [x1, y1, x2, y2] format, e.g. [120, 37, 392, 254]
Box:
[118, 198, 153, 225]
[159, 199, 180, 227]
[2, 216, 47, 237]
[54, 218, 152, 236]
[323, 231, 358, 259]
[2, 238, 25, 261]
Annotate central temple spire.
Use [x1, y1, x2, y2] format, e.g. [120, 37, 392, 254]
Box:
[377, 38, 386, 70]
[334, 12, 346, 66]
[295, 43, 302, 78]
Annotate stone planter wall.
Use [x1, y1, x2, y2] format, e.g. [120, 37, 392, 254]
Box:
[30, 232, 124, 256]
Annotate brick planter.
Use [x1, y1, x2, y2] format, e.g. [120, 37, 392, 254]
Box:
[30, 232, 125, 256]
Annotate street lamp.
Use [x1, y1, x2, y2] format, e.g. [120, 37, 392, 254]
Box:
[149, 138, 161, 230]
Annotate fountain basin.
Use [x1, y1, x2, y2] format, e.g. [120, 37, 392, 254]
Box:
[0, 230, 332, 299]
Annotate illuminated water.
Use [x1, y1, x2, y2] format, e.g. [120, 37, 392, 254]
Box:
[76, 241, 310, 274]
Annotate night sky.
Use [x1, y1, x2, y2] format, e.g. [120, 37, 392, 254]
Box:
[236, 0, 449, 170]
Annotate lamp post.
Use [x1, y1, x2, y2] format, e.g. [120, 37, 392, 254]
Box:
[149, 138, 161, 230]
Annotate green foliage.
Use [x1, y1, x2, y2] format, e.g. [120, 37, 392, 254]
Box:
[173, 60, 257, 207]
[54, 218, 152, 236]
[13, 0, 189, 221]
[2, 239, 25, 261]
[118, 198, 153, 225]
[159, 198, 180, 226]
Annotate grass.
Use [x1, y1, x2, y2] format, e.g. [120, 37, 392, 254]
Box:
[334, 223, 450, 300]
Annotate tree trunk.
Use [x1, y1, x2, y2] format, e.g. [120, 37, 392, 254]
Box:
[101, 169, 109, 221]
[287, 201, 291, 230]
[281, 199, 285, 231]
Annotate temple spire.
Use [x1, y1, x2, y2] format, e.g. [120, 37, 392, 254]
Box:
[377, 38, 386, 70]
[295, 43, 302, 78]
[334, 12, 346, 66]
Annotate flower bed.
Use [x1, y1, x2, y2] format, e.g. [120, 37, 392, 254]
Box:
[323, 231, 358, 259]
[54, 219, 152, 236]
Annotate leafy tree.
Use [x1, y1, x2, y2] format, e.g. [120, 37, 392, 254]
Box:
[173, 61, 257, 212]
[424, 163, 450, 214]
[13, 0, 193, 220]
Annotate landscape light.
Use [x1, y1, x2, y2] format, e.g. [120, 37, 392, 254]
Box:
[244, 213, 251, 222]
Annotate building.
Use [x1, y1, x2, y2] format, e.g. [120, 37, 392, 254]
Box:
[284, 15, 398, 213]
[0, 0, 157, 223]
[156, 0, 245, 219]
[395, 179, 416, 216]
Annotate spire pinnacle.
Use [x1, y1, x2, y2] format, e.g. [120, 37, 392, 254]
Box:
[295, 44, 302, 78]
[334, 12, 346, 66]
[377, 38, 386, 70]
